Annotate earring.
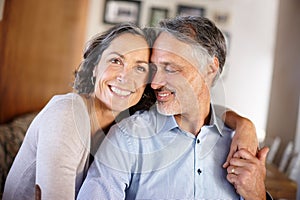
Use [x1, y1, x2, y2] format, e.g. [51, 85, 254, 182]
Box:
[91, 76, 96, 85]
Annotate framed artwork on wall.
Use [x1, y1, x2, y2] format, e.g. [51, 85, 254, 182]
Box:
[148, 7, 169, 27]
[177, 5, 205, 17]
[103, 0, 141, 25]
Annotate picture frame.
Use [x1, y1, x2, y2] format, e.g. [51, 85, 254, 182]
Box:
[212, 11, 231, 27]
[149, 7, 169, 27]
[177, 5, 205, 17]
[103, 0, 141, 25]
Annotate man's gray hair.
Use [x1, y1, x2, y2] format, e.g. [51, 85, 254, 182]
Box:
[159, 16, 227, 84]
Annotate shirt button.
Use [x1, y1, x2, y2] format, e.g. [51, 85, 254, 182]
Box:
[197, 139, 200, 144]
[197, 168, 202, 175]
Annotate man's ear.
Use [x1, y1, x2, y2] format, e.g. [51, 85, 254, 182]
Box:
[209, 56, 219, 75]
[204, 56, 219, 86]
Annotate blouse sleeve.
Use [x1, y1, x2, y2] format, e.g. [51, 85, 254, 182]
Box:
[35, 96, 90, 199]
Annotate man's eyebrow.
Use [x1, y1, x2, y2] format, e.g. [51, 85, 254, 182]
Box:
[157, 61, 181, 68]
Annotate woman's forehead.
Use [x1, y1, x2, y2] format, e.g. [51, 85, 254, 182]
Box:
[108, 33, 149, 54]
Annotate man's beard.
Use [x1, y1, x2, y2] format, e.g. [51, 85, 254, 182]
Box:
[155, 100, 182, 116]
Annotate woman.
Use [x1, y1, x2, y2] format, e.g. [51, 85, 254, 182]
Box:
[3, 23, 257, 199]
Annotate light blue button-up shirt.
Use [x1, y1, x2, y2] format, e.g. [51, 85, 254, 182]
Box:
[78, 105, 241, 200]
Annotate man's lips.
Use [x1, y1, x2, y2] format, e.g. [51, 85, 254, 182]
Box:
[155, 90, 174, 102]
[109, 85, 133, 97]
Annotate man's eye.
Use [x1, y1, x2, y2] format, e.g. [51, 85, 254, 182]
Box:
[165, 66, 177, 73]
[110, 58, 122, 65]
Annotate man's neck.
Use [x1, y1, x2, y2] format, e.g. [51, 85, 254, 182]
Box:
[174, 104, 211, 136]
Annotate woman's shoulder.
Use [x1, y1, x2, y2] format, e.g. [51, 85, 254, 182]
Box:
[48, 93, 84, 107]
[31, 93, 90, 144]
[34, 93, 89, 128]
[41, 93, 85, 113]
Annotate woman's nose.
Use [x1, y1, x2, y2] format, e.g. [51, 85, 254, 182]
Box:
[116, 67, 132, 83]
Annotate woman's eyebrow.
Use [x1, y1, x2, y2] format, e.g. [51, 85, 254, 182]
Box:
[137, 60, 149, 65]
[108, 52, 124, 59]
[108, 51, 149, 64]
[109, 51, 149, 64]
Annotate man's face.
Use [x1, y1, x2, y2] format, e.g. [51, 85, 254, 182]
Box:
[150, 32, 211, 117]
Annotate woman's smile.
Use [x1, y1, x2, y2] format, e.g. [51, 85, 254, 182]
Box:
[109, 85, 133, 97]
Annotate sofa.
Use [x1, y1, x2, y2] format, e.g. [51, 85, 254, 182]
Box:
[0, 112, 37, 197]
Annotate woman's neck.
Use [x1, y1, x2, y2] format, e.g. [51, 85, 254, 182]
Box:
[93, 97, 120, 135]
[82, 94, 120, 136]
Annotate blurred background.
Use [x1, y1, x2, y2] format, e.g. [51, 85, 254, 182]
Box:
[0, 0, 299, 198]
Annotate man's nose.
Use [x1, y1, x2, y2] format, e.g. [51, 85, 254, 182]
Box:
[151, 71, 166, 89]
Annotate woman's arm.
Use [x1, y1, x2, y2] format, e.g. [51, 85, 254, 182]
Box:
[214, 105, 258, 168]
[36, 96, 89, 199]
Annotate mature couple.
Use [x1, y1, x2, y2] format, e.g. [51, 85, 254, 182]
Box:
[4, 16, 270, 200]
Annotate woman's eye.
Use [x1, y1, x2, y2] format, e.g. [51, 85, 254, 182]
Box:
[110, 58, 122, 65]
[136, 65, 147, 73]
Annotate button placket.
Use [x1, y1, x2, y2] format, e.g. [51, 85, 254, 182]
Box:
[195, 136, 202, 176]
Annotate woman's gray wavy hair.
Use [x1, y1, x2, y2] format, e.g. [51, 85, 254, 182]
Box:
[73, 22, 147, 94]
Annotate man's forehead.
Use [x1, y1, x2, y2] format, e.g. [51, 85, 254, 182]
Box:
[153, 32, 183, 49]
[152, 32, 194, 61]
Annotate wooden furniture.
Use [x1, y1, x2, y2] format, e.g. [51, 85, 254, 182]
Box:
[266, 163, 298, 200]
[0, 0, 88, 123]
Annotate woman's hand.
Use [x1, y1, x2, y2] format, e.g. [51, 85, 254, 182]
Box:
[226, 147, 269, 200]
[222, 110, 259, 168]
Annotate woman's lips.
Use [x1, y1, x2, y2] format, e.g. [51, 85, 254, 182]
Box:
[109, 85, 132, 97]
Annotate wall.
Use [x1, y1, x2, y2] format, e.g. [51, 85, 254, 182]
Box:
[0, 0, 89, 123]
[296, 98, 300, 153]
[266, 0, 300, 164]
[85, 0, 279, 141]
[222, 0, 278, 141]
[295, 97, 300, 200]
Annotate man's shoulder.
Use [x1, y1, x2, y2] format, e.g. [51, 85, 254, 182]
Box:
[111, 109, 162, 137]
[119, 107, 158, 128]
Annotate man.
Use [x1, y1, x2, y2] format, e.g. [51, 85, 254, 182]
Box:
[78, 16, 269, 199]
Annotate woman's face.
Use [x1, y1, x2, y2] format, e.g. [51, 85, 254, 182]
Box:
[93, 33, 150, 112]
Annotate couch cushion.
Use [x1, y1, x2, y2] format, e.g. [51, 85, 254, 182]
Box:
[0, 112, 37, 195]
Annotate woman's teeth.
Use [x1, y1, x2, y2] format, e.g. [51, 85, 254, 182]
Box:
[110, 86, 131, 96]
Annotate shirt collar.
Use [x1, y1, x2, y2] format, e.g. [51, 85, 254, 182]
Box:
[153, 106, 179, 134]
[208, 104, 226, 136]
[152, 104, 226, 136]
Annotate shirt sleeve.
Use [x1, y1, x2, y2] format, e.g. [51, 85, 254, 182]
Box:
[35, 97, 89, 199]
[77, 124, 134, 200]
